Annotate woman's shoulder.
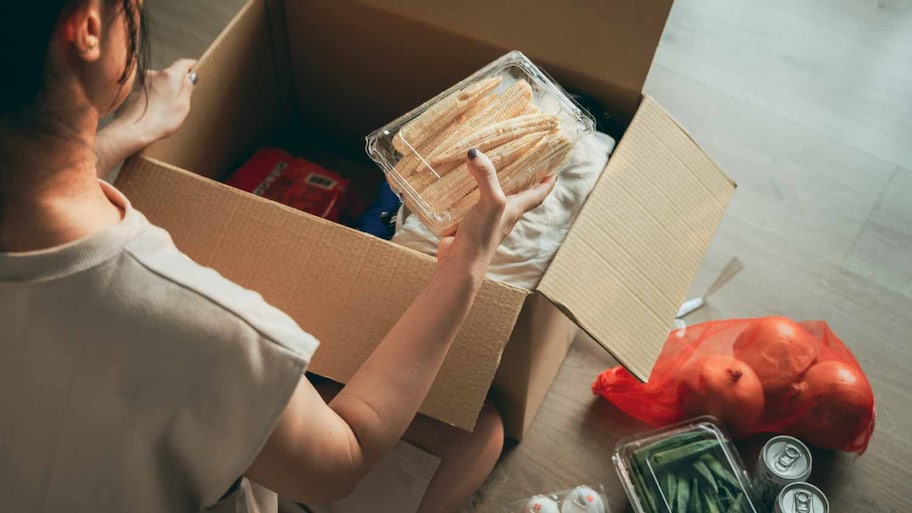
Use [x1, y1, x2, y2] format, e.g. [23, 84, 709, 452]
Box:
[117, 219, 320, 361]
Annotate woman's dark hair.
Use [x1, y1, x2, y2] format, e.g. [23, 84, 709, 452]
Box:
[0, 0, 149, 118]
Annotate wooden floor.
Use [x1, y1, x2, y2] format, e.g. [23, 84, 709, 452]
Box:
[146, 1, 912, 512]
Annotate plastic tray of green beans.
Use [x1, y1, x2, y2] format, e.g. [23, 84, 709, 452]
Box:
[613, 417, 760, 513]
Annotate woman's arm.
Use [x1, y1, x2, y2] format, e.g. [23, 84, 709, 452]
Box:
[247, 260, 481, 503]
[246, 151, 557, 503]
[95, 59, 196, 178]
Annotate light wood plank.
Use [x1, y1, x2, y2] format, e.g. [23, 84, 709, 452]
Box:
[845, 166, 912, 294]
[651, 0, 912, 171]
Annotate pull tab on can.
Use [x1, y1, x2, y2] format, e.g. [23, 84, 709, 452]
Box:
[775, 482, 829, 513]
[773, 444, 803, 473]
[793, 490, 812, 513]
[762, 436, 812, 482]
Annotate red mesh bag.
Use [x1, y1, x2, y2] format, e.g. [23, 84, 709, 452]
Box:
[592, 317, 875, 453]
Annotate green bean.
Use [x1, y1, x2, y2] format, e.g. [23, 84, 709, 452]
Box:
[693, 460, 718, 492]
[724, 494, 745, 513]
[632, 451, 661, 513]
[702, 489, 722, 513]
[639, 432, 710, 457]
[691, 479, 703, 513]
[630, 461, 659, 513]
[633, 450, 649, 476]
[717, 486, 734, 508]
[652, 440, 720, 469]
[700, 454, 742, 491]
[663, 472, 678, 509]
[628, 432, 748, 513]
[675, 475, 690, 513]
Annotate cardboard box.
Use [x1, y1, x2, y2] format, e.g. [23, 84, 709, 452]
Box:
[116, 0, 735, 439]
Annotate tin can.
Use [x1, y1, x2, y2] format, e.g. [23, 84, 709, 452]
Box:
[753, 435, 812, 509]
[774, 482, 829, 513]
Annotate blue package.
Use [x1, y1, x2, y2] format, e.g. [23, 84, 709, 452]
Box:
[356, 181, 402, 239]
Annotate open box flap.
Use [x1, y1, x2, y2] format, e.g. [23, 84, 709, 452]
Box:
[353, 0, 673, 123]
[538, 97, 736, 381]
[142, 0, 291, 180]
[115, 156, 530, 430]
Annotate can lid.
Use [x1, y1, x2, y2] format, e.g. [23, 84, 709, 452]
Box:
[763, 436, 812, 480]
[777, 482, 829, 513]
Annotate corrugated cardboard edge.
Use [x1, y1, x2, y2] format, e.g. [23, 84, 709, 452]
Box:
[352, 0, 673, 127]
[492, 293, 574, 440]
[539, 96, 736, 381]
[116, 155, 531, 430]
[262, 0, 298, 118]
[141, 0, 288, 179]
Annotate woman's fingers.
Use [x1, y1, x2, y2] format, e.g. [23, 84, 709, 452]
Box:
[465, 149, 506, 209]
[161, 59, 198, 92]
[464, 148, 555, 222]
[168, 58, 198, 76]
[507, 174, 556, 215]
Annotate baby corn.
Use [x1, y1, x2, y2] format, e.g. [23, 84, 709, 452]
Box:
[409, 161, 460, 192]
[429, 113, 559, 166]
[498, 132, 571, 186]
[421, 131, 546, 210]
[393, 76, 502, 154]
[429, 79, 534, 160]
[396, 79, 531, 184]
[448, 133, 571, 214]
[456, 94, 496, 124]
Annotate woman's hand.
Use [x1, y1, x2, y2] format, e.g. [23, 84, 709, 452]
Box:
[436, 148, 557, 279]
[95, 59, 198, 178]
[115, 59, 197, 143]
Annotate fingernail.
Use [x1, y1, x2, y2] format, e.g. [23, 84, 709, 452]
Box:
[467, 148, 478, 160]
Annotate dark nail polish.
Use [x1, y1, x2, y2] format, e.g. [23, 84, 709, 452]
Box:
[467, 148, 478, 160]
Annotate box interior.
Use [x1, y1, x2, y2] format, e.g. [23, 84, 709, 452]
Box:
[146, 0, 668, 190]
[128, 0, 734, 431]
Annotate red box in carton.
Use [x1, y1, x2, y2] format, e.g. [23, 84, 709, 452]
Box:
[226, 147, 349, 222]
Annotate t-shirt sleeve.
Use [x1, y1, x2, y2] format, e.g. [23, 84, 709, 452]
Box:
[123, 228, 319, 507]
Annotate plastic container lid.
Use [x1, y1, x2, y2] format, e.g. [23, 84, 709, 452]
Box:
[365, 51, 595, 236]
[613, 417, 761, 513]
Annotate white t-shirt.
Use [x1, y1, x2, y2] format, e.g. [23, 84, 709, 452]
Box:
[0, 181, 319, 512]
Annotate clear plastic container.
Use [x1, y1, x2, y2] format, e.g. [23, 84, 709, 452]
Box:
[613, 417, 760, 513]
[365, 51, 595, 235]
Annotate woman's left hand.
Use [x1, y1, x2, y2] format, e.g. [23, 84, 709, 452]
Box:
[116, 59, 198, 143]
[95, 59, 198, 178]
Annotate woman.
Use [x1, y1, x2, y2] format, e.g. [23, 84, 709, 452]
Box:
[0, 1, 556, 512]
